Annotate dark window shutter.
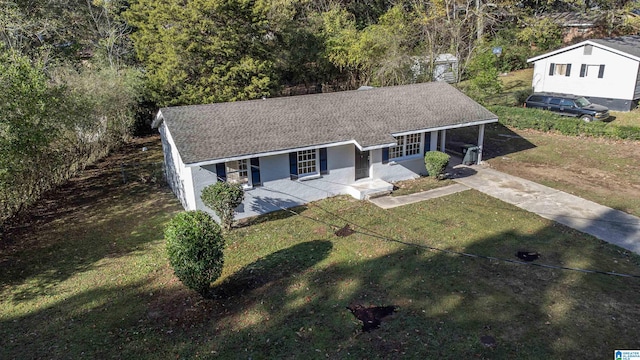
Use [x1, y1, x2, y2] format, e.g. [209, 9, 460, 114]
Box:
[319, 148, 328, 175]
[382, 148, 389, 164]
[580, 64, 586, 77]
[289, 152, 298, 180]
[598, 65, 605, 78]
[549, 63, 555, 76]
[423, 132, 431, 154]
[250, 157, 261, 186]
[565, 64, 571, 77]
[215, 163, 226, 182]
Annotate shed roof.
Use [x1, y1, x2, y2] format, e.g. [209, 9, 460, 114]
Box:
[528, 35, 640, 63]
[154, 82, 498, 165]
[539, 11, 605, 27]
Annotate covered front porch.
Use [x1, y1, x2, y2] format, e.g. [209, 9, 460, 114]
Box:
[233, 176, 394, 220]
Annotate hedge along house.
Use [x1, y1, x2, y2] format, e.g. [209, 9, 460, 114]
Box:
[528, 35, 640, 111]
[152, 82, 498, 221]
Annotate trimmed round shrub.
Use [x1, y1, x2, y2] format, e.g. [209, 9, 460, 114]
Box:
[165, 210, 224, 297]
[424, 151, 450, 178]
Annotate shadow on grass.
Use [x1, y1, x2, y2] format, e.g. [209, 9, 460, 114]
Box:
[447, 123, 536, 160]
[236, 205, 308, 228]
[3, 136, 640, 359]
[0, 136, 182, 300]
[212, 240, 333, 298]
[2, 208, 640, 359]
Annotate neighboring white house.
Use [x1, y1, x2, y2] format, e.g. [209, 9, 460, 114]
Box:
[527, 35, 640, 111]
[152, 82, 498, 222]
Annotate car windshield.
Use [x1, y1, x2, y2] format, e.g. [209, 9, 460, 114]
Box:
[575, 97, 591, 107]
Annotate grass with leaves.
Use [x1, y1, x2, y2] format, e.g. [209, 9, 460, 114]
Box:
[2, 136, 640, 359]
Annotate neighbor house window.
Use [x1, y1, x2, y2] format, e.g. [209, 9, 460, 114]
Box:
[580, 64, 605, 78]
[549, 63, 571, 76]
[389, 134, 422, 160]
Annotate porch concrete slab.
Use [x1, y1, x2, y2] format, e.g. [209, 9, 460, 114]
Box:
[369, 183, 470, 209]
[350, 178, 394, 200]
[453, 166, 640, 255]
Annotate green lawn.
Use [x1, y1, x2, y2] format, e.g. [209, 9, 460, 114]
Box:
[2, 136, 640, 359]
[391, 176, 454, 196]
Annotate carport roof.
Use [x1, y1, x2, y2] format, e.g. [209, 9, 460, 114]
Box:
[153, 81, 498, 165]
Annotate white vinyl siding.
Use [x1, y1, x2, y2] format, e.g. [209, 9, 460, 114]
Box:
[532, 44, 637, 101]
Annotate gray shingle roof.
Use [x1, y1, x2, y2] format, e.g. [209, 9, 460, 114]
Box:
[592, 35, 640, 59]
[155, 82, 498, 165]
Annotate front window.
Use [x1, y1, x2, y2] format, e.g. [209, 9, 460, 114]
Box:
[389, 136, 404, 159]
[575, 97, 591, 107]
[226, 159, 249, 186]
[389, 134, 422, 160]
[297, 149, 317, 176]
[405, 133, 421, 156]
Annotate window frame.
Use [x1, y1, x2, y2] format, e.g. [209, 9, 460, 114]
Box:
[297, 149, 319, 177]
[580, 64, 605, 79]
[388, 133, 424, 161]
[225, 159, 250, 186]
[549, 63, 571, 77]
[216, 157, 261, 189]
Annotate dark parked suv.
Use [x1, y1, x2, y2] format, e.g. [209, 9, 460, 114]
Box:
[524, 92, 610, 122]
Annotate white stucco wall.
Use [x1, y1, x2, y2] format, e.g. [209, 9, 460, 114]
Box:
[176, 130, 461, 221]
[159, 123, 195, 210]
[370, 149, 425, 183]
[188, 144, 361, 220]
[531, 45, 640, 100]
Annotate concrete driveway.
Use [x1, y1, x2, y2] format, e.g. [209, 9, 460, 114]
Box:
[451, 165, 640, 255]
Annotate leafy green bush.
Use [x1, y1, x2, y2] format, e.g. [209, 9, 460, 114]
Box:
[424, 151, 450, 178]
[514, 88, 533, 106]
[165, 211, 224, 298]
[490, 105, 640, 141]
[201, 181, 245, 231]
[465, 47, 503, 101]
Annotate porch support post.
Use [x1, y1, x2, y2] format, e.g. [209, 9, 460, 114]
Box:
[439, 130, 446, 152]
[477, 123, 485, 164]
[430, 132, 438, 151]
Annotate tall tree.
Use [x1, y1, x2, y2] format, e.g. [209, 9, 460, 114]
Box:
[125, 0, 278, 106]
[321, 4, 418, 88]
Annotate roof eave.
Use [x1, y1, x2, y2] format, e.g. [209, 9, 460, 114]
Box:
[391, 118, 499, 136]
[151, 110, 164, 129]
[527, 39, 640, 63]
[527, 40, 595, 63]
[184, 140, 363, 167]
[183, 117, 499, 167]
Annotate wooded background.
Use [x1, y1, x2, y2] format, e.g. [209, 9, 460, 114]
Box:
[1, 0, 638, 227]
